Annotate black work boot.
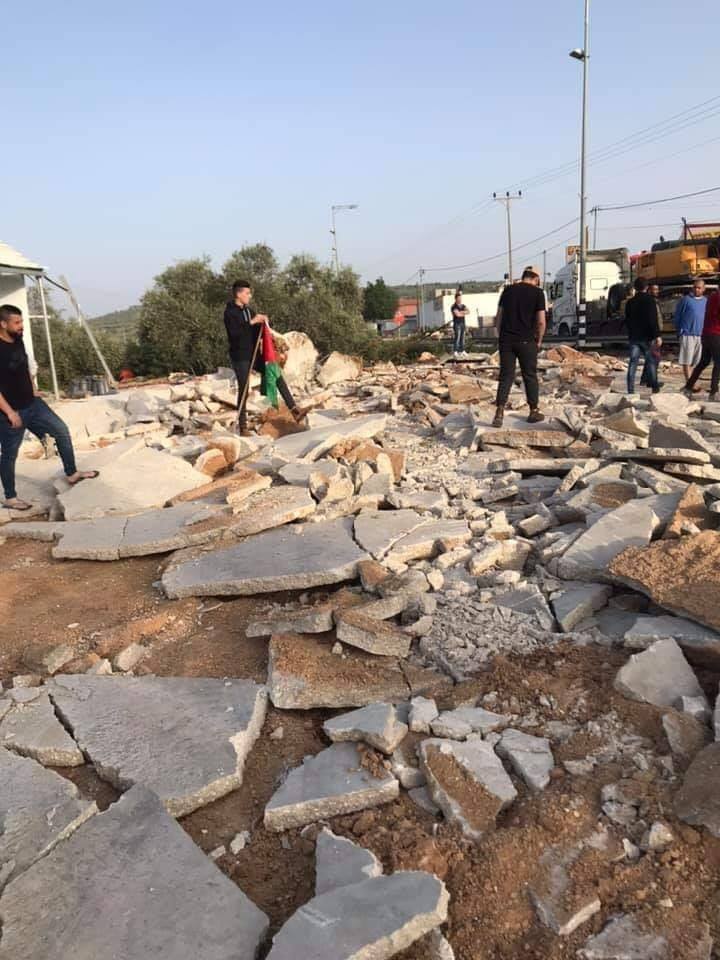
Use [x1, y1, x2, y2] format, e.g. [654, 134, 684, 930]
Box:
[492, 406, 504, 428]
[527, 408, 545, 423]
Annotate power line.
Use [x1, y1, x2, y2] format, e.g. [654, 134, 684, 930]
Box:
[597, 185, 720, 212]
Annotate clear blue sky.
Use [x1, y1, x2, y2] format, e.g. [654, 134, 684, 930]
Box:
[4, 0, 720, 314]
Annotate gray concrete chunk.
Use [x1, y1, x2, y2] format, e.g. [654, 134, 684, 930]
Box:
[577, 914, 670, 959]
[228, 485, 316, 534]
[0, 785, 269, 960]
[614, 638, 705, 708]
[323, 703, 408, 755]
[163, 517, 368, 598]
[552, 583, 612, 633]
[264, 742, 399, 831]
[0, 749, 96, 890]
[419, 738, 517, 841]
[0, 691, 84, 767]
[623, 614, 720, 670]
[266, 871, 448, 960]
[335, 608, 412, 657]
[354, 509, 429, 560]
[409, 696, 439, 734]
[496, 728, 554, 791]
[246, 603, 335, 637]
[315, 827, 382, 895]
[674, 742, 720, 837]
[47, 675, 267, 817]
[432, 707, 511, 741]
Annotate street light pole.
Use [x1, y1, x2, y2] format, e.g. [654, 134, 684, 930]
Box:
[570, 0, 590, 345]
[493, 191, 522, 282]
[330, 203, 359, 276]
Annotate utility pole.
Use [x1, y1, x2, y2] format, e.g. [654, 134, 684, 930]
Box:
[416, 268, 425, 330]
[493, 191, 522, 282]
[591, 206, 599, 248]
[542, 249, 547, 293]
[330, 203, 359, 276]
[570, 0, 590, 345]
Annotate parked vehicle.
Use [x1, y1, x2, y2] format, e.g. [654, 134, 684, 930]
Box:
[546, 247, 630, 339]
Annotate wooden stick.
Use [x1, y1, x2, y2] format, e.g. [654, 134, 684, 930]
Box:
[237, 322, 264, 426]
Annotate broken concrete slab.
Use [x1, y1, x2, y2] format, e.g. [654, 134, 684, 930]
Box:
[556, 493, 680, 582]
[335, 607, 412, 657]
[419, 738, 517, 841]
[623, 614, 720, 670]
[246, 603, 335, 637]
[431, 707, 511, 740]
[482, 428, 574, 449]
[317, 351, 363, 387]
[278, 459, 339, 487]
[577, 914, 671, 959]
[0, 748, 96, 891]
[610, 531, 720, 649]
[409, 697, 439, 734]
[662, 709, 710, 764]
[315, 827, 382, 895]
[271, 414, 387, 462]
[353, 509, 428, 560]
[266, 871, 448, 960]
[323, 703, 408, 755]
[674, 742, 720, 837]
[0, 784, 269, 960]
[162, 517, 368, 598]
[264, 742, 399, 831]
[228, 485, 316, 536]
[267, 634, 448, 709]
[494, 585, 555, 630]
[0, 690, 84, 766]
[614, 638, 705, 709]
[47, 675, 267, 817]
[649, 419, 715, 455]
[496, 728, 554, 791]
[529, 834, 611, 937]
[663, 483, 711, 539]
[388, 519, 471, 563]
[386, 489, 448, 513]
[552, 582, 612, 632]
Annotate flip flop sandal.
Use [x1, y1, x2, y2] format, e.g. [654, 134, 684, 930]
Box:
[5, 500, 32, 511]
[68, 470, 100, 486]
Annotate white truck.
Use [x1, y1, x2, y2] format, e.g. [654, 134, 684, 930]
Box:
[547, 247, 630, 339]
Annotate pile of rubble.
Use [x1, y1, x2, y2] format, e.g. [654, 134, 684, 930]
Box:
[1, 341, 719, 959]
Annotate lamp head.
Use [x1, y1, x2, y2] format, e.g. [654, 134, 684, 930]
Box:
[569, 48, 585, 60]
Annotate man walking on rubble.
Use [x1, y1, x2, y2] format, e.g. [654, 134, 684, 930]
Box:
[0, 304, 98, 510]
[675, 279, 707, 389]
[492, 266, 546, 428]
[223, 280, 305, 436]
[624, 278, 662, 394]
[684, 284, 720, 400]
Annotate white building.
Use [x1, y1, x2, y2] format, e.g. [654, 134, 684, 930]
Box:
[0, 242, 44, 374]
[419, 289, 503, 332]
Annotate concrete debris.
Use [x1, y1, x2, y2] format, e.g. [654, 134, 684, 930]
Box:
[335, 608, 412, 657]
[353, 508, 428, 560]
[409, 696, 439, 734]
[614, 638, 705, 708]
[674, 742, 720, 837]
[495, 728, 554, 791]
[577, 914, 670, 959]
[266, 872, 448, 960]
[419, 738, 517, 840]
[0, 748, 96, 890]
[0, 689, 84, 766]
[0, 785, 269, 960]
[323, 703, 408, 755]
[552, 582, 611, 632]
[317, 351, 363, 387]
[661, 709, 710, 763]
[47, 675, 267, 816]
[315, 827, 383, 895]
[264, 742, 399, 831]
[162, 517, 368, 598]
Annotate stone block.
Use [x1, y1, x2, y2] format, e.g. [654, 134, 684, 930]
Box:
[315, 828, 382, 896]
[323, 703, 408, 755]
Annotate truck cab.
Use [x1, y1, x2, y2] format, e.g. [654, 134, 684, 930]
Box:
[547, 248, 630, 339]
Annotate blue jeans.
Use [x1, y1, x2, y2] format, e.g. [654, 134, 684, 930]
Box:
[453, 320, 466, 354]
[0, 397, 77, 499]
[627, 341, 658, 393]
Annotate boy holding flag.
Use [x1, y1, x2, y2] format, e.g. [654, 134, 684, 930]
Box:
[223, 280, 306, 435]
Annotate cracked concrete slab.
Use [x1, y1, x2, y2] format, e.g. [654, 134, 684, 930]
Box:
[0, 785, 269, 960]
[315, 827, 382, 895]
[162, 517, 369, 598]
[335, 607, 412, 657]
[0, 748, 96, 891]
[228, 484, 316, 533]
[0, 689, 84, 766]
[388, 519, 471, 563]
[271, 415, 387, 461]
[496, 728, 555, 791]
[266, 871, 448, 960]
[264, 742, 399, 831]
[614, 638, 705, 709]
[47, 675, 267, 816]
[323, 703, 408, 755]
[353, 509, 429, 560]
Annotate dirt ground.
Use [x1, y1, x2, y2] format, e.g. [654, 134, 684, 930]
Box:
[3, 537, 719, 959]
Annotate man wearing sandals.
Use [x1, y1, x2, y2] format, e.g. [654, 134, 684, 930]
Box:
[0, 304, 98, 510]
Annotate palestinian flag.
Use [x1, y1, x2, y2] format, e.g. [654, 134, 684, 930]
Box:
[260, 323, 282, 409]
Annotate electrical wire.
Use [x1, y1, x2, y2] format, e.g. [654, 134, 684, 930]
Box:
[596, 185, 720, 213]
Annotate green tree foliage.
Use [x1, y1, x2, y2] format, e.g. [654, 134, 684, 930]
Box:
[130, 246, 373, 376]
[362, 277, 399, 322]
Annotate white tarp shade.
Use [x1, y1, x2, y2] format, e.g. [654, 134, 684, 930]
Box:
[0, 241, 44, 276]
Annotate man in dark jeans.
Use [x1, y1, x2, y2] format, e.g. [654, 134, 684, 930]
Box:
[685, 286, 720, 401]
[492, 266, 546, 427]
[223, 280, 304, 436]
[451, 292, 469, 358]
[0, 304, 98, 510]
[624, 277, 662, 394]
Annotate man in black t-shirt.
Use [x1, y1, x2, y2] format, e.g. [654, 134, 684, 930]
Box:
[451, 292, 469, 358]
[0, 304, 98, 510]
[492, 267, 547, 427]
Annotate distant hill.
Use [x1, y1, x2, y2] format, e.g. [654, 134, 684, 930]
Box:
[87, 305, 140, 341]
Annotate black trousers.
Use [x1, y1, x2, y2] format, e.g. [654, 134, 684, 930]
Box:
[496, 337, 539, 409]
[232, 355, 296, 427]
[686, 334, 720, 395]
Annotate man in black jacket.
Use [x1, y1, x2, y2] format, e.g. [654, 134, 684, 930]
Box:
[223, 280, 303, 435]
[624, 277, 662, 394]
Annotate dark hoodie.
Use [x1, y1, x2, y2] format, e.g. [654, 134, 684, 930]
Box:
[223, 302, 259, 362]
[624, 292, 660, 343]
